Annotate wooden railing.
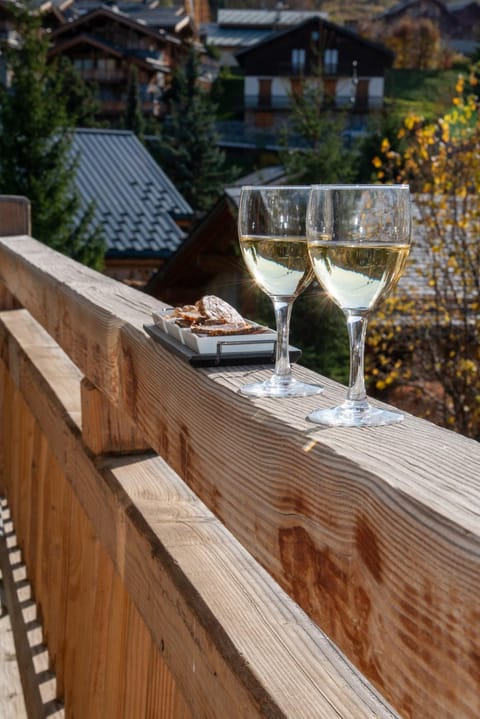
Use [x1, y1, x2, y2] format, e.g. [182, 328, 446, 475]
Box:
[0, 197, 479, 718]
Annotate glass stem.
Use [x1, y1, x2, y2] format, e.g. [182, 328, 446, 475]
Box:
[272, 299, 293, 382]
[346, 312, 368, 404]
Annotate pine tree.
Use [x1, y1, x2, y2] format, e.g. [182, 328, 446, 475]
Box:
[55, 56, 102, 128]
[279, 73, 360, 184]
[124, 64, 145, 141]
[151, 45, 234, 213]
[0, 6, 105, 269]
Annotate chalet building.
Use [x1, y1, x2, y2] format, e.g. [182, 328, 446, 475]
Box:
[373, 0, 480, 55]
[47, 6, 187, 122]
[64, 0, 197, 41]
[234, 17, 393, 133]
[46, 2, 218, 123]
[375, 0, 460, 36]
[71, 128, 194, 287]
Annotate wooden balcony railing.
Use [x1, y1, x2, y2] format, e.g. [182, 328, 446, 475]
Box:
[0, 196, 479, 718]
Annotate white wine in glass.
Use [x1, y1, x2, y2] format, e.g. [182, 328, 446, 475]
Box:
[306, 184, 412, 426]
[238, 186, 324, 398]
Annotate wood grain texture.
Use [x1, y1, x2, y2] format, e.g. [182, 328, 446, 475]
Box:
[81, 377, 150, 455]
[0, 196, 30, 237]
[0, 236, 479, 717]
[0, 309, 398, 717]
[0, 197, 30, 308]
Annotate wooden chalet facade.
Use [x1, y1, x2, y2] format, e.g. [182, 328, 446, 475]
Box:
[145, 190, 243, 309]
[47, 6, 187, 122]
[235, 17, 393, 132]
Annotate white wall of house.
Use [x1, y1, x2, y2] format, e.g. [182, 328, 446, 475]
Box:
[368, 77, 385, 108]
[245, 74, 385, 110]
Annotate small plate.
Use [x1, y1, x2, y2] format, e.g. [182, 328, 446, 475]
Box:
[152, 309, 187, 344]
[183, 325, 276, 355]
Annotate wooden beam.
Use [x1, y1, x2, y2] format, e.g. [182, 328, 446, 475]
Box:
[0, 307, 399, 719]
[0, 237, 479, 717]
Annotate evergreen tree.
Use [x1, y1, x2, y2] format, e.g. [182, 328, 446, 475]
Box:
[279, 73, 360, 184]
[151, 45, 234, 213]
[55, 56, 102, 128]
[124, 64, 145, 141]
[0, 6, 105, 269]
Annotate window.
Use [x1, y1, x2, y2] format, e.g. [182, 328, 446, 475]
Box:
[291, 48, 306, 74]
[73, 58, 93, 74]
[97, 58, 116, 74]
[324, 48, 338, 74]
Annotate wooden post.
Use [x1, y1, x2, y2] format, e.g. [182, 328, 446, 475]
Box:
[0, 196, 30, 310]
[81, 378, 150, 455]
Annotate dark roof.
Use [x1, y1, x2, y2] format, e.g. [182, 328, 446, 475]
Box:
[377, 0, 455, 19]
[51, 6, 180, 45]
[64, 1, 192, 33]
[71, 129, 194, 259]
[235, 15, 394, 63]
[448, 0, 480, 8]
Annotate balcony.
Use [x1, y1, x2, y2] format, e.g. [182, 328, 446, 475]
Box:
[0, 196, 479, 718]
[79, 69, 126, 83]
[243, 94, 384, 112]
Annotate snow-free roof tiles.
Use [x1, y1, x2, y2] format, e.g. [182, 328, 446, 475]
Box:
[71, 129, 193, 259]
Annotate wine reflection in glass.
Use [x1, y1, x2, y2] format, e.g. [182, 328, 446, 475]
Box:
[238, 185, 324, 398]
[306, 184, 412, 426]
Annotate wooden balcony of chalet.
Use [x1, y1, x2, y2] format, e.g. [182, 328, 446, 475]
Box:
[0, 196, 479, 719]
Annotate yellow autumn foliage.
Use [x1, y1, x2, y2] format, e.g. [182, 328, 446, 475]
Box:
[367, 63, 480, 439]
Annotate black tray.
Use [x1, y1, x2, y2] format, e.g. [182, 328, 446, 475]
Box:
[143, 324, 302, 367]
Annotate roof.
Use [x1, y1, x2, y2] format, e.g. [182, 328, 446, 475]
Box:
[201, 24, 273, 49]
[216, 9, 328, 27]
[202, 9, 329, 49]
[70, 129, 194, 259]
[377, 0, 455, 19]
[235, 15, 394, 63]
[52, 6, 180, 45]
[64, 1, 193, 32]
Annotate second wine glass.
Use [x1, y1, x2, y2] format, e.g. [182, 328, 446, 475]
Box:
[238, 185, 324, 398]
[306, 184, 412, 426]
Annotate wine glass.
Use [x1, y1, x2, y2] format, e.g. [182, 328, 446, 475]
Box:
[237, 185, 324, 397]
[306, 184, 412, 426]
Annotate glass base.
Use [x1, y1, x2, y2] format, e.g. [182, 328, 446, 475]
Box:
[307, 400, 404, 427]
[239, 376, 323, 398]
